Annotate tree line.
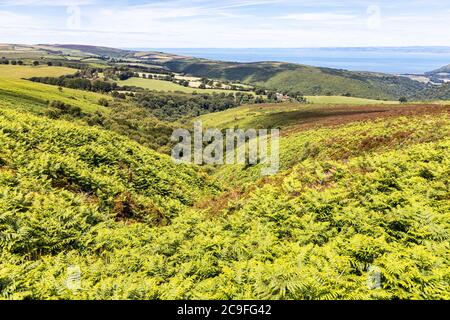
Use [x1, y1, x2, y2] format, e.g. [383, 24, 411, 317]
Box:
[29, 76, 118, 93]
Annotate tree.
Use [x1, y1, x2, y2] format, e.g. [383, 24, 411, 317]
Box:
[33, 61, 40, 66]
[399, 96, 408, 103]
[47, 61, 53, 66]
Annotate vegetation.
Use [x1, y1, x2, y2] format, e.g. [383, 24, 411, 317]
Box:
[29, 76, 117, 93]
[213, 109, 449, 185]
[164, 59, 428, 100]
[0, 48, 449, 300]
[412, 83, 450, 101]
[305, 96, 398, 105]
[1, 106, 448, 299]
[0, 66, 181, 152]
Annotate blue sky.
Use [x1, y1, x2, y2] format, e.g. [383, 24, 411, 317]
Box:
[0, 0, 449, 47]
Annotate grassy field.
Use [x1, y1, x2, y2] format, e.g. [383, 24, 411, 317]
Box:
[197, 103, 304, 128]
[0, 65, 76, 79]
[118, 77, 253, 95]
[0, 65, 111, 114]
[197, 102, 410, 129]
[305, 95, 399, 105]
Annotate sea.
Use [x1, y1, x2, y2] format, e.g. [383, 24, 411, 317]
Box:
[128, 47, 450, 75]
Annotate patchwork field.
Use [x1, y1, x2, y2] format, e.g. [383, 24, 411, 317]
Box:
[118, 77, 253, 95]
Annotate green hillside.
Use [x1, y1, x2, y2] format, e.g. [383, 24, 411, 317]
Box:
[164, 59, 426, 100]
[213, 108, 449, 186]
[0, 106, 218, 230]
[45, 44, 133, 58]
[1, 46, 449, 300]
[1, 105, 448, 299]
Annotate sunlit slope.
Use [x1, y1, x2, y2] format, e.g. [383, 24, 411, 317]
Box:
[118, 77, 250, 95]
[197, 102, 446, 130]
[2, 126, 448, 299]
[211, 105, 450, 186]
[0, 65, 111, 114]
[305, 96, 398, 104]
[0, 107, 218, 230]
[0, 65, 75, 79]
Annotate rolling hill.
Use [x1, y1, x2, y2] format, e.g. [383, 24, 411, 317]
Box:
[163, 58, 427, 100]
[1, 46, 449, 300]
[4, 44, 449, 101]
[1, 100, 448, 299]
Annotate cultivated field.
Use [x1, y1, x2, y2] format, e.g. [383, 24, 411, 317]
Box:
[118, 77, 253, 95]
[0, 65, 75, 79]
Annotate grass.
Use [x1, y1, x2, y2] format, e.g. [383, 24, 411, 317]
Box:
[305, 95, 399, 105]
[0, 65, 111, 114]
[197, 102, 408, 129]
[213, 110, 450, 186]
[118, 77, 254, 95]
[197, 103, 304, 129]
[0, 65, 76, 79]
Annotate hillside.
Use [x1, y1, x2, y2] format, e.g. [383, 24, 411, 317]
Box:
[163, 58, 426, 100]
[4, 44, 447, 101]
[47, 44, 133, 58]
[1, 47, 449, 300]
[1, 103, 448, 299]
[412, 83, 450, 101]
[0, 106, 218, 231]
[427, 64, 450, 75]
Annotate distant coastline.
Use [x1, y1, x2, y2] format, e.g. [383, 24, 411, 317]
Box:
[126, 47, 450, 74]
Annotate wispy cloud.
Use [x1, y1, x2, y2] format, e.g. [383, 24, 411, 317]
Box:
[0, 0, 449, 47]
[0, 0, 96, 6]
[277, 12, 356, 21]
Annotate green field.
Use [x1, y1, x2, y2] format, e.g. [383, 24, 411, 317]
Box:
[0, 65, 111, 114]
[0, 65, 76, 79]
[305, 95, 399, 105]
[197, 102, 406, 129]
[197, 103, 307, 129]
[118, 77, 253, 95]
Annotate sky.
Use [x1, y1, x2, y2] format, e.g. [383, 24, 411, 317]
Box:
[0, 0, 449, 48]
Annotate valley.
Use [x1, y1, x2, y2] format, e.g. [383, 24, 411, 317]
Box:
[0, 44, 449, 300]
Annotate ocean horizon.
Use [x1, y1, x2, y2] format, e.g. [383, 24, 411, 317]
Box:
[126, 47, 450, 74]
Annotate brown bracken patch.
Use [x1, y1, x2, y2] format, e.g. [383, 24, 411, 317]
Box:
[282, 104, 450, 136]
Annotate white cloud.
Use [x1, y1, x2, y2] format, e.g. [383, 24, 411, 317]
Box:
[278, 12, 356, 21]
[0, 0, 95, 6]
[0, 1, 449, 48]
